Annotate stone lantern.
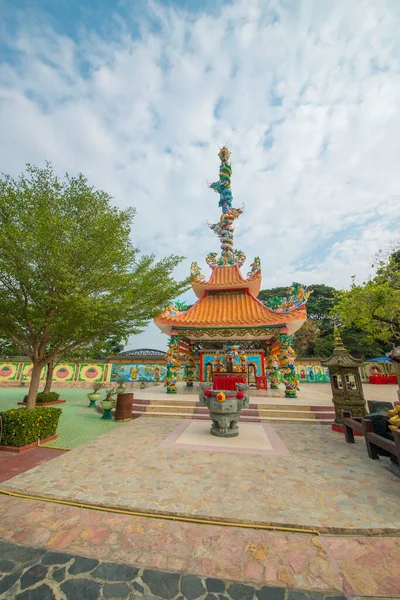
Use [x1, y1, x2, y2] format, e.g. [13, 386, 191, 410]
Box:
[321, 326, 366, 427]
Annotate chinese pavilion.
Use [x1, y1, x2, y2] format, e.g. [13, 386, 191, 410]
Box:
[154, 147, 311, 397]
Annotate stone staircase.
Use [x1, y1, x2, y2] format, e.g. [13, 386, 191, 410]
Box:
[132, 398, 334, 424]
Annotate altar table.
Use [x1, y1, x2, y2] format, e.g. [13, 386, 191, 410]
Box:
[213, 373, 246, 391]
[369, 375, 398, 385]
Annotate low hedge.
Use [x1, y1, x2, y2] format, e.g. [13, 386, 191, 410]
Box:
[0, 407, 62, 447]
[23, 392, 60, 404]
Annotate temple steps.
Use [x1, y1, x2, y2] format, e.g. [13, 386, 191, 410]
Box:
[131, 400, 334, 424]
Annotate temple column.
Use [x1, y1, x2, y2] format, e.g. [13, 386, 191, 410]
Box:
[165, 331, 179, 394]
[279, 331, 300, 398]
[185, 345, 196, 388]
[266, 339, 280, 390]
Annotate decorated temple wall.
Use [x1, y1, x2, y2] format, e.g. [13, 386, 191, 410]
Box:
[110, 363, 166, 383]
[0, 358, 371, 385]
[0, 361, 111, 385]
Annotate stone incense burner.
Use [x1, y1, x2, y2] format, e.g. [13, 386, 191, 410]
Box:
[199, 382, 250, 437]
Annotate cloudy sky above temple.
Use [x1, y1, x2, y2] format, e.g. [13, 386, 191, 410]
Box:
[1, 0, 400, 349]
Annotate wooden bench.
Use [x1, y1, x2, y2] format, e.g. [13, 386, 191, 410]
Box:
[342, 411, 368, 443]
[343, 410, 400, 464]
[365, 428, 400, 464]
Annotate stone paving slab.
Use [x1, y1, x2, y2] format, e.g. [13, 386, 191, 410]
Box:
[0, 447, 67, 484]
[0, 539, 351, 600]
[1, 418, 399, 533]
[0, 496, 399, 596]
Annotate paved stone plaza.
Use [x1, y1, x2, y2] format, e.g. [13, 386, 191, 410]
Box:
[2, 417, 399, 533]
[0, 496, 399, 598]
[1, 386, 399, 598]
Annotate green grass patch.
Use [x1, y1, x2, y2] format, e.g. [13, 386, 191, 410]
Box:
[0, 387, 122, 449]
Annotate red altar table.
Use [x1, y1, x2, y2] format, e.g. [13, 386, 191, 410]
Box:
[213, 373, 246, 391]
[256, 376, 267, 390]
[370, 375, 398, 384]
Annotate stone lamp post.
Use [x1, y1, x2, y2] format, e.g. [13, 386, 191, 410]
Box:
[321, 326, 366, 429]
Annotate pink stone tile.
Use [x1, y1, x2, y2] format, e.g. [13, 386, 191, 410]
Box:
[80, 526, 111, 545]
[47, 526, 82, 549]
[244, 560, 265, 581]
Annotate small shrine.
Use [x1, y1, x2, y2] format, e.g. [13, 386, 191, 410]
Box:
[154, 146, 311, 398]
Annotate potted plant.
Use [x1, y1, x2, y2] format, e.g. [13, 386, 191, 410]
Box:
[20, 375, 27, 387]
[87, 382, 103, 408]
[139, 378, 146, 389]
[115, 378, 126, 394]
[100, 388, 117, 419]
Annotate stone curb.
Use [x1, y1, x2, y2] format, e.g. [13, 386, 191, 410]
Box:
[0, 539, 353, 600]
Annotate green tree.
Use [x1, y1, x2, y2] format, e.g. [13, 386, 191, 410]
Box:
[291, 320, 321, 357]
[334, 252, 400, 343]
[0, 163, 190, 408]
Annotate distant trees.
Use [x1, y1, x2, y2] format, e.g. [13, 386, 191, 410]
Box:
[259, 282, 391, 358]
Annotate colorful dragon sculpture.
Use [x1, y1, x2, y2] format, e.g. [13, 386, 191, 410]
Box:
[208, 146, 245, 266]
[185, 349, 196, 387]
[190, 261, 206, 282]
[266, 339, 280, 389]
[267, 282, 312, 313]
[164, 334, 180, 394]
[247, 256, 261, 279]
[279, 333, 300, 398]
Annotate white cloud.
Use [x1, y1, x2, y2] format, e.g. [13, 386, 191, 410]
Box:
[1, 0, 400, 349]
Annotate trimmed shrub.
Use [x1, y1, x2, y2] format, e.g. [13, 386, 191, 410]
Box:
[0, 407, 62, 447]
[22, 392, 60, 404]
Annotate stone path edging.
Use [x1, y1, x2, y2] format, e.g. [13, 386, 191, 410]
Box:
[0, 539, 348, 600]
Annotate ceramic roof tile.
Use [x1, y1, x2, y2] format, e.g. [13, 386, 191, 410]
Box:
[156, 290, 306, 328]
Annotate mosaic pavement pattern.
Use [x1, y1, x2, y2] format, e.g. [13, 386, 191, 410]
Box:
[0, 496, 400, 597]
[0, 538, 387, 600]
[1, 418, 399, 533]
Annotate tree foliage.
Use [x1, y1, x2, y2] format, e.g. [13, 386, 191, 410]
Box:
[334, 252, 400, 343]
[259, 281, 391, 358]
[0, 163, 190, 407]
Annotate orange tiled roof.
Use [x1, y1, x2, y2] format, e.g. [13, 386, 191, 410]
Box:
[155, 290, 306, 329]
[192, 265, 262, 298]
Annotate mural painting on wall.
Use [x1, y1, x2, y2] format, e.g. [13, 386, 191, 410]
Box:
[21, 364, 47, 381]
[78, 363, 108, 383]
[111, 363, 167, 383]
[0, 362, 19, 381]
[52, 364, 76, 382]
[296, 364, 330, 383]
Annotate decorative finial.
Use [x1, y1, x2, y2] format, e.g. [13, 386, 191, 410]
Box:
[207, 146, 245, 266]
[333, 326, 347, 354]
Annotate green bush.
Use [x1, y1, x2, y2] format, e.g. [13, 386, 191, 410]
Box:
[0, 407, 62, 447]
[22, 392, 60, 404]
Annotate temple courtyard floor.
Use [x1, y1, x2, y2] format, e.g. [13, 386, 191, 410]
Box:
[0, 385, 399, 598]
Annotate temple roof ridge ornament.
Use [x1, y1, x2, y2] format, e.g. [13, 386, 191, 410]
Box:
[266, 282, 312, 313]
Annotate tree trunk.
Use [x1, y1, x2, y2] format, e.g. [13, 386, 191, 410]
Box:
[43, 360, 54, 393]
[26, 362, 44, 409]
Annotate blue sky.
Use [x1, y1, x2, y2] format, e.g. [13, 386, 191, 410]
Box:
[1, 0, 400, 350]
